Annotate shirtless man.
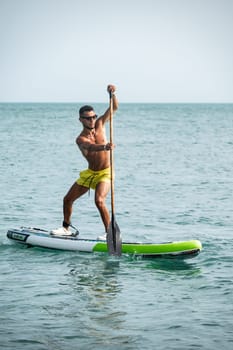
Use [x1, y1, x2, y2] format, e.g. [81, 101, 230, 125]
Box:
[52, 84, 118, 239]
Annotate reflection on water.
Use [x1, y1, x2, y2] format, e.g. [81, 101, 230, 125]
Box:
[67, 256, 122, 303]
[143, 258, 202, 275]
[63, 256, 136, 349]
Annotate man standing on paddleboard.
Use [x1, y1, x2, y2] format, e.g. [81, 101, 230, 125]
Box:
[52, 84, 118, 239]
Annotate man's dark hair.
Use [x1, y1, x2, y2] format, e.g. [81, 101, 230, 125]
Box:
[79, 105, 94, 116]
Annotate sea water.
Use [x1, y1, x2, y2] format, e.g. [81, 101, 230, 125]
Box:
[0, 103, 233, 349]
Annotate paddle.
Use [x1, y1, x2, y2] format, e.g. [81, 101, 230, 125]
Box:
[106, 90, 122, 256]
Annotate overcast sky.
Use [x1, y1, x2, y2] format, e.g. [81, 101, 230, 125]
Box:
[0, 0, 233, 103]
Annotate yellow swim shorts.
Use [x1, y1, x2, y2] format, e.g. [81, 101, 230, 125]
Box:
[76, 167, 111, 190]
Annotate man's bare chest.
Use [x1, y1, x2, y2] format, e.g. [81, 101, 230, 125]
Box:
[89, 130, 106, 144]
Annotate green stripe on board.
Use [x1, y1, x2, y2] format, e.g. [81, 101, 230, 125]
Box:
[93, 240, 202, 255]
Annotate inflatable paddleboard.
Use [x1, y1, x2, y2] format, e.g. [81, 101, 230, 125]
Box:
[7, 227, 202, 258]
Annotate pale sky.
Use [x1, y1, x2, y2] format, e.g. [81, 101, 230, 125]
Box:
[1, 0, 233, 102]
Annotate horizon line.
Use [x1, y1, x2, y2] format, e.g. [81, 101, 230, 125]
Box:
[0, 101, 233, 104]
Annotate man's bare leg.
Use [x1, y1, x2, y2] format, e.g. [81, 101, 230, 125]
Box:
[95, 182, 111, 232]
[63, 182, 89, 225]
[51, 183, 88, 236]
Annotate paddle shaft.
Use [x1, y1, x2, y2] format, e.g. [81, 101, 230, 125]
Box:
[109, 91, 115, 215]
[107, 90, 121, 256]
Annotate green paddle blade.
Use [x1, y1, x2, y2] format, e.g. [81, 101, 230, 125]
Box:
[107, 215, 122, 256]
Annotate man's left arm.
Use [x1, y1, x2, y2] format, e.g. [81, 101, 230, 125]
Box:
[98, 85, 118, 125]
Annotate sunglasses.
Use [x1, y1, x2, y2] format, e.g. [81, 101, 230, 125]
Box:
[80, 115, 97, 121]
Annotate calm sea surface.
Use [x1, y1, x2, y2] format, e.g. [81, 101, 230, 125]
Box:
[0, 103, 233, 349]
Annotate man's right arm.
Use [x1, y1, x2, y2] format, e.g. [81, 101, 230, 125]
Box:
[76, 137, 112, 153]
